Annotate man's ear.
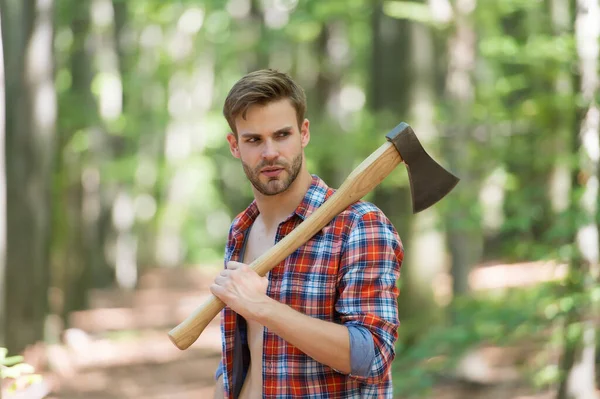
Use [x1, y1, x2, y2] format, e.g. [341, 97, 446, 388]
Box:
[300, 119, 310, 148]
[227, 133, 240, 159]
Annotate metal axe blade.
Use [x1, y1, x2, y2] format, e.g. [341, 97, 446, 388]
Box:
[386, 122, 460, 213]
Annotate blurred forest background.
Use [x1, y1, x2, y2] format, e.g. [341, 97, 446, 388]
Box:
[0, 0, 599, 398]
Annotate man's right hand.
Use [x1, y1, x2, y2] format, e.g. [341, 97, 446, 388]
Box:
[213, 375, 224, 399]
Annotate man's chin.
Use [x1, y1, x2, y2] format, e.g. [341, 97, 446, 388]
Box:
[253, 180, 288, 196]
[263, 183, 286, 196]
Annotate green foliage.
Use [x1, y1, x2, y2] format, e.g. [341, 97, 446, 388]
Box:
[50, 0, 584, 269]
[383, 1, 439, 25]
[394, 274, 600, 397]
[393, 282, 564, 397]
[0, 348, 43, 394]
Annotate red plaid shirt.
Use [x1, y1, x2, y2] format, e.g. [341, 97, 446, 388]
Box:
[220, 175, 403, 398]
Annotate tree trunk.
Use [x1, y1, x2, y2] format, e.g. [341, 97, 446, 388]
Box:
[0, 0, 56, 354]
[369, 0, 413, 115]
[400, 8, 447, 335]
[0, 4, 7, 368]
[442, 0, 482, 298]
[82, 1, 113, 291]
[107, 0, 138, 290]
[369, 0, 414, 257]
[372, 0, 447, 339]
[76, 0, 127, 289]
[548, 0, 576, 217]
[53, 0, 97, 327]
[557, 0, 600, 398]
[311, 20, 354, 188]
[369, 0, 414, 236]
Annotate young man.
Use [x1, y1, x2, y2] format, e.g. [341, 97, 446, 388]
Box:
[211, 69, 403, 398]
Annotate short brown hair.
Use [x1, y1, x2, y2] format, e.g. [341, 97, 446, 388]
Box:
[223, 69, 307, 136]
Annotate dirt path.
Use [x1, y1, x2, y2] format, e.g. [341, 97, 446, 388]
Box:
[3, 262, 582, 398]
[43, 323, 221, 399]
[35, 267, 223, 399]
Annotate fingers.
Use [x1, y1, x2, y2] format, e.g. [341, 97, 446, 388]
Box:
[218, 262, 243, 279]
[226, 261, 244, 270]
[260, 276, 269, 292]
[219, 261, 265, 287]
[214, 275, 228, 286]
[215, 267, 245, 286]
[209, 282, 225, 297]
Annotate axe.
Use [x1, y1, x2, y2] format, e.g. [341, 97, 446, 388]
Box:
[168, 122, 458, 350]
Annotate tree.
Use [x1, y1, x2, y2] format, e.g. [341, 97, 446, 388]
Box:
[0, 10, 6, 399]
[52, 0, 106, 327]
[442, 0, 482, 298]
[557, 0, 600, 398]
[0, 0, 56, 354]
[374, 0, 448, 340]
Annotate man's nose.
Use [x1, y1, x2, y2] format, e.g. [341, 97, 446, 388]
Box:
[261, 139, 279, 160]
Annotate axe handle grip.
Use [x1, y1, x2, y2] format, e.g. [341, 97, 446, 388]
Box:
[168, 142, 403, 350]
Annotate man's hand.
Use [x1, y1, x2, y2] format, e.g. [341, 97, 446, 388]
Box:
[210, 261, 270, 321]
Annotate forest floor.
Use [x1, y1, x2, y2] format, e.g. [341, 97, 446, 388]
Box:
[2, 261, 595, 399]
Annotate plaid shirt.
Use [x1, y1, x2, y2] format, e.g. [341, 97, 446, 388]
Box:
[220, 175, 403, 398]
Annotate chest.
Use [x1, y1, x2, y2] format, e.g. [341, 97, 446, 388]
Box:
[241, 224, 276, 267]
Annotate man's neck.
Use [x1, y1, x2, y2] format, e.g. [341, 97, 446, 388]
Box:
[253, 170, 313, 232]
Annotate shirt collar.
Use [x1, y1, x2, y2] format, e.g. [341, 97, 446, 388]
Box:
[293, 174, 332, 221]
[231, 174, 333, 236]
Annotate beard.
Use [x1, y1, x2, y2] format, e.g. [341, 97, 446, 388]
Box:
[242, 152, 303, 196]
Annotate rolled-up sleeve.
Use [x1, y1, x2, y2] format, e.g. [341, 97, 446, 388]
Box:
[336, 211, 403, 384]
[215, 360, 224, 381]
[348, 325, 375, 377]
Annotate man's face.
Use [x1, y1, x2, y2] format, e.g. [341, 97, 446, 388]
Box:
[227, 99, 310, 196]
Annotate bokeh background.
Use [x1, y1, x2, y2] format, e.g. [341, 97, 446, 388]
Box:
[0, 0, 599, 398]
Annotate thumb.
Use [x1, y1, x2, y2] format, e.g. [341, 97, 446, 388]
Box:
[260, 275, 269, 290]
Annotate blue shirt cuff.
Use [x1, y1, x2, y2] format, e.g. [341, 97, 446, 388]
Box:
[347, 325, 375, 377]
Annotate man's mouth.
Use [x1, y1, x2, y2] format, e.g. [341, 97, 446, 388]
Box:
[261, 167, 284, 177]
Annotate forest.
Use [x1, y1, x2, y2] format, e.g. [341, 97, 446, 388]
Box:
[0, 0, 599, 398]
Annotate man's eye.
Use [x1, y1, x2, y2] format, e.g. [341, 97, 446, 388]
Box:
[247, 137, 259, 143]
[277, 132, 290, 138]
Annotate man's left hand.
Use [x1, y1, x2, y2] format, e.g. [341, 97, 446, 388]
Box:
[210, 261, 271, 321]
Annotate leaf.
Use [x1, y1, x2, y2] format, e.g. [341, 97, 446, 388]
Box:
[1, 363, 35, 379]
[383, 1, 433, 24]
[1, 355, 25, 367]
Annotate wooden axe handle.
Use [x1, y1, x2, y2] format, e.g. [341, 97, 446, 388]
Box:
[168, 141, 403, 350]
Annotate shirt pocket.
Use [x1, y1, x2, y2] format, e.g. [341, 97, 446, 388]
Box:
[281, 262, 339, 320]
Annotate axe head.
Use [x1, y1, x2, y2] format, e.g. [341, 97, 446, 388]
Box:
[386, 122, 459, 213]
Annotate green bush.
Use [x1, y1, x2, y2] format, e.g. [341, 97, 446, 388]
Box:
[0, 347, 42, 394]
[392, 281, 565, 398]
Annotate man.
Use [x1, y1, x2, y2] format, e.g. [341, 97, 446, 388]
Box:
[211, 69, 403, 398]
